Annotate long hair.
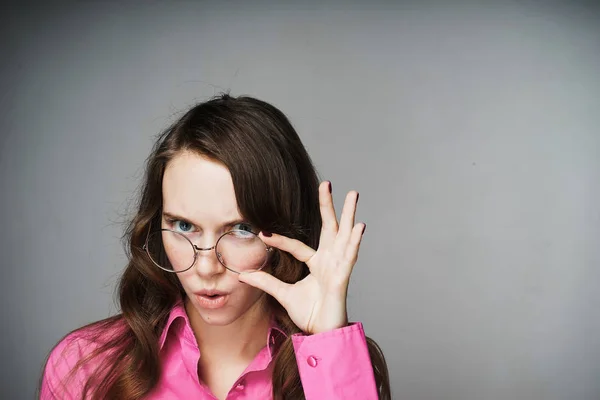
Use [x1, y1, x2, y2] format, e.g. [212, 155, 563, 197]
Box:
[40, 94, 391, 399]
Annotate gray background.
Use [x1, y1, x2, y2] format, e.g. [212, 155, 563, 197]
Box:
[1, 1, 599, 399]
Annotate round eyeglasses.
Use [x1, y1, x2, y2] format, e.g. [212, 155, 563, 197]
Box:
[143, 228, 272, 274]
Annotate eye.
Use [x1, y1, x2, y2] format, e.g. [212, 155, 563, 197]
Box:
[232, 222, 255, 235]
[167, 219, 194, 233]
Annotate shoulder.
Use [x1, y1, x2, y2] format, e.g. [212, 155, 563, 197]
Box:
[40, 315, 125, 400]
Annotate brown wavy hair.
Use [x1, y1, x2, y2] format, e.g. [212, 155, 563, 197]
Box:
[40, 94, 391, 399]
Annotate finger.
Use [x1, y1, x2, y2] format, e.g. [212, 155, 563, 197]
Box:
[259, 232, 316, 264]
[344, 222, 366, 269]
[336, 191, 359, 250]
[238, 270, 290, 305]
[318, 181, 338, 248]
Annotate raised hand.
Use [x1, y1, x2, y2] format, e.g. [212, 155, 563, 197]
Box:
[238, 181, 365, 334]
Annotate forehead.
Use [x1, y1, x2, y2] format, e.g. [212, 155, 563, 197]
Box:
[162, 151, 241, 226]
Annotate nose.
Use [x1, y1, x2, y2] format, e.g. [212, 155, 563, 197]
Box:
[192, 241, 225, 278]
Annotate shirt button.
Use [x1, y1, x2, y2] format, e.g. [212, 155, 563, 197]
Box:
[307, 355, 318, 367]
[235, 381, 245, 391]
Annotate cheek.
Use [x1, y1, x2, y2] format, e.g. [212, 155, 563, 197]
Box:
[234, 281, 264, 303]
[174, 271, 194, 291]
[164, 243, 194, 270]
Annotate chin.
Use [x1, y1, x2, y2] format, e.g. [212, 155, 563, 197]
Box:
[187, 300, 236, 326]
[198, 309, 241, 326]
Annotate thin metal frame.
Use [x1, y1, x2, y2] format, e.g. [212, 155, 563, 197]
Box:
[142, 227, 272, 274]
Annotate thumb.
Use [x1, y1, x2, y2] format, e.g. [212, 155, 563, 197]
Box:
[238, 270, 289, 305]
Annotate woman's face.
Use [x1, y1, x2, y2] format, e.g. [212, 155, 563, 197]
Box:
[161, 150, 267, 326]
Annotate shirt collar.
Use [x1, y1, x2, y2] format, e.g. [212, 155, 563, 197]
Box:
[158, 299, 188, 350]
[266, 315, 287, 359]
[158, 299, 288, 358]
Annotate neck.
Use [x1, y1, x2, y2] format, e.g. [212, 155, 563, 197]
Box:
[184, 295, 271, 363]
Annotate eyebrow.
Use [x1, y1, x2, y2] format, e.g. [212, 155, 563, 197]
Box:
[162, 211, 247, 228]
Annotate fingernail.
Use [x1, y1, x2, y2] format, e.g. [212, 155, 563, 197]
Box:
[262, 231, 272, 237]
[328, 181, 332, 193]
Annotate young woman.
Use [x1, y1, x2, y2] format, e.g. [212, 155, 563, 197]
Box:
[40, 94, 391, 399]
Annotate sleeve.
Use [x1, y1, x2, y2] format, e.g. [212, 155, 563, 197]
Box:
[291, 322, 379, 400]
[40, 335, 87, 400]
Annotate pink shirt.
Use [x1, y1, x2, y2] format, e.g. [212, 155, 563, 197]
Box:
[41, 301, 378, 399]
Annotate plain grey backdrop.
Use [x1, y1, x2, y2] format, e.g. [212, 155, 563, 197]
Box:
[1, 1, 599, 399]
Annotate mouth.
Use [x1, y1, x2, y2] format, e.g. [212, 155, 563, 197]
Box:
[194, 291, 229, 309]
[197, 289, 228, 297]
